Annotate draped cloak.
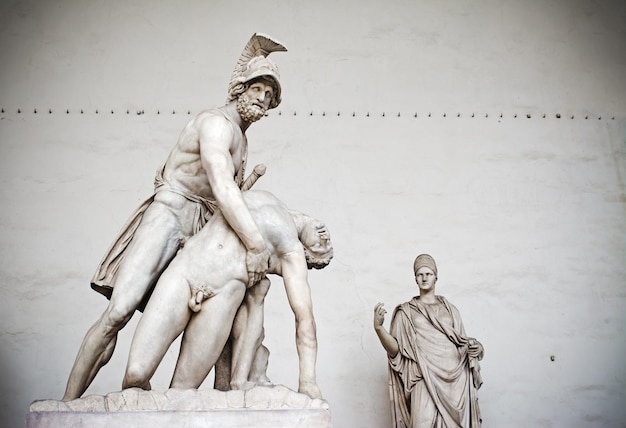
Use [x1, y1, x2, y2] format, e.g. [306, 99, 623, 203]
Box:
[388, 296, 482, 428]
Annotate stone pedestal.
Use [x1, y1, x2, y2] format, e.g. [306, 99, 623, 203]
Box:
[26, 386, 332, 428]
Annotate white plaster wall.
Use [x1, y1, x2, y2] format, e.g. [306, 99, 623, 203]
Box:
[1, 1, 625, 427]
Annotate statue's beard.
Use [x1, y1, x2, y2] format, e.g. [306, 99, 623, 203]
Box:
[237, 94, 266, 123]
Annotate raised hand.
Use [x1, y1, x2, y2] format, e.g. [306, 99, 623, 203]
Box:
[373, 302, 387, 328]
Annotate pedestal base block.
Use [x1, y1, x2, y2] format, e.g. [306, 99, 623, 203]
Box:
[26, 408, 332, 428]
[27, 386, 332, 428]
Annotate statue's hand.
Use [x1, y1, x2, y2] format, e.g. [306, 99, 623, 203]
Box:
[467, 338, 484, 360]
[373, 302, 387, 328]
[299, 380, 322, 399]
[246, 247, 271, 287]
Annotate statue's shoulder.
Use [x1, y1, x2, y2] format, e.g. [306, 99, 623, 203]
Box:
[437, 295, 463, 318]
[195, 108, 229, 125]
[192, 108, 239, 140]
[394, 298, 417, 315]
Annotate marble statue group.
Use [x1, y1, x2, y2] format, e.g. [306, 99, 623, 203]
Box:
[62, 33, 332, 402]
[56, 33, 484, 427]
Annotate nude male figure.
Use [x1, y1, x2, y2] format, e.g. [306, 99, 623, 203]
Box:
[63, 34, 287, 401]
[122, 190, 333, 399]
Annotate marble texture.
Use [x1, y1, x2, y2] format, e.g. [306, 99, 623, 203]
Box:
[30, 385, 329, 412]
[27, 386, 332, 428]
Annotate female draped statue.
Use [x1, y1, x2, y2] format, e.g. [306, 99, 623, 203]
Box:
[373, 254, 484, 427]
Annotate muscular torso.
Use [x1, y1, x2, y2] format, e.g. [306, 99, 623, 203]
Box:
[161, 108, 247, 200]
[169, 191, 302, 292]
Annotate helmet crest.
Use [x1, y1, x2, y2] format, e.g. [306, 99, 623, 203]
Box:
[227, 33, 287, 109]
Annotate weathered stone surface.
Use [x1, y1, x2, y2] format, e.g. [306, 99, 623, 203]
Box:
[27, 386, 332, 428]
[225, 388, 246, 408]
[29, 385, 329, 412]
[26, 408, 333, 428]
[161, 388, 205, 411]
[199, 388, 230, 409]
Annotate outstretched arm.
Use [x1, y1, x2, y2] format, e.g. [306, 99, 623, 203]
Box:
[280, 251, 321, 399]
[198, 115, 270, 286]
[373, 303, 399, 357]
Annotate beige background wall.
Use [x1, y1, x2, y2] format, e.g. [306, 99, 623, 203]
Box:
[1, 1, 625, 427]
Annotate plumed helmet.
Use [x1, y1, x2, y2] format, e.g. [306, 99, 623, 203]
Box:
[226, 33, 287, 109]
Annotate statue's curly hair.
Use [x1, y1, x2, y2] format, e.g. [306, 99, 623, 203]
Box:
[305, 247, 333, 270]
[227, 76, 280, 109]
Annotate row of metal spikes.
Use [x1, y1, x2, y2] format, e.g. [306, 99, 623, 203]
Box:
[0, 108, 616, 120]
[275, 111, 616, 120]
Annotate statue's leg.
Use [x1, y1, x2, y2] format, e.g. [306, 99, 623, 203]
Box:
[170, 279, 246, 389]
[62, 308, 125, 401]
[249, 344, 272, 385]
[123, 265, 192, 389]
[213, 339, 233, 391]
[62, 202, 183, 401]
[230, 277, 270, 389]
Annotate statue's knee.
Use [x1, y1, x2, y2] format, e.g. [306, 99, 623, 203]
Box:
[245, 286, 267, 306]
[102, 303, 134, 333]
[257, 277, 271, 293]
[123, 364, 148, 389]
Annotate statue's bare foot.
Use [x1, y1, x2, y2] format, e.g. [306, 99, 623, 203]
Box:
[251, 373, 272, 386]
[230, 379, 256, 391]
[258, 378, 273, 386]
[124, 381, 151, 391]
[298, 381, 322, 399]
